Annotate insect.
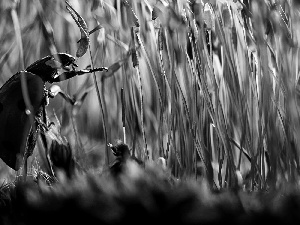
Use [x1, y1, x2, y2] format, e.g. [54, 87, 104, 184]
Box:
[0, 53, 107, 178]
[108, 141, 143, 177]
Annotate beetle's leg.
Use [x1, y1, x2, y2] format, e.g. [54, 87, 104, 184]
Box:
[18, 115, 41, 182]
[52, 70, 78, 82]
[21, 158, 27, 182]
[22, 124, 39, 181]
[37, 92, 56, 177]
[51, 67, 108, 82]
[17, 155, 27, 182]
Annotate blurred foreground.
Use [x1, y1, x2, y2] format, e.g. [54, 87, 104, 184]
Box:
[1, 160, 300, 225]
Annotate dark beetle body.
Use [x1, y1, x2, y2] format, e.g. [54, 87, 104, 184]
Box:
[109, 142, 131, 177]
[0, 53, 77, 171]
[0, 72, 44, 170]
[109, 142, 143, 177]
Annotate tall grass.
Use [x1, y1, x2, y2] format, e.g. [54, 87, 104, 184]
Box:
[1, 0, 300, 191]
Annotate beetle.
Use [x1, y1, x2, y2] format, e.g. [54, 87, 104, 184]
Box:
[108, 141, 143, 177]
[0, 53, 107, 178]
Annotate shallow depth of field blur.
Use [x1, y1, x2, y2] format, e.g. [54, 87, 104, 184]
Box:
[1, 0, 300, 192]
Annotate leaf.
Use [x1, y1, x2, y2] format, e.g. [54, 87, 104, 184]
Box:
[76, 36, 89, 58]
[65, 1, 89, 58]
[77, 25, 103, 45]
[88, 24, 103, 36]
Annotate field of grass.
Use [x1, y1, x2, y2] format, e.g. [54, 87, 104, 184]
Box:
[2, 0, 300, 223]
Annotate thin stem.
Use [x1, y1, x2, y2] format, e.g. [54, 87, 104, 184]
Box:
[135, 66, 147, 160]
[88, 46, 109, 167]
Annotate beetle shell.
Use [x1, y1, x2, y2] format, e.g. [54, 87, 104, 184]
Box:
[0, 53, 77, 170]
[0, 72, 44, 170]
